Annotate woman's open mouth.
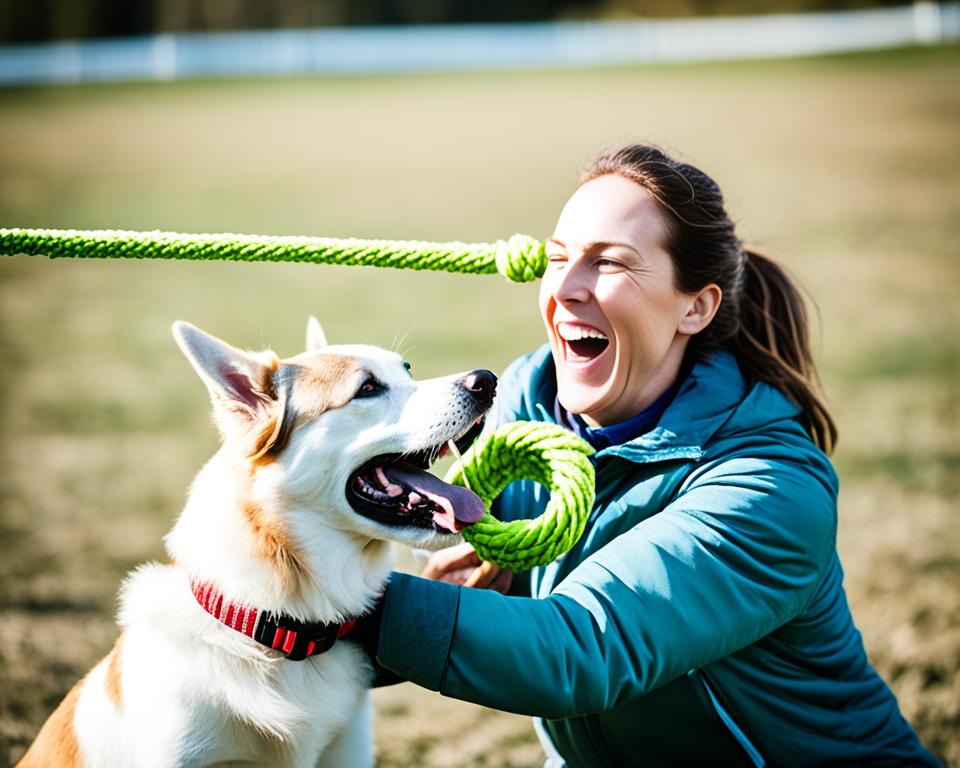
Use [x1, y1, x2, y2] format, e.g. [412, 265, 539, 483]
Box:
[556, 322, 610, 365]
[346, 418, 486, 534]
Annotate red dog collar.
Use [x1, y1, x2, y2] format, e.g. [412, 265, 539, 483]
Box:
[191, 579, 357, 661]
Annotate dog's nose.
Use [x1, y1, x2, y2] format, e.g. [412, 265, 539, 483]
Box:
[458, 369, 497, 409]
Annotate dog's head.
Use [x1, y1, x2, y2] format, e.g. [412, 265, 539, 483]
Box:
[172, 319, 495, 552]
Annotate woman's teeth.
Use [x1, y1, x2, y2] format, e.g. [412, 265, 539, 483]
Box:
[557, 323, 610, 362]
[557, 324, 608, 341]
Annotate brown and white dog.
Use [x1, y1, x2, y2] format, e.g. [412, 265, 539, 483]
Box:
[18, 318, 494, 768]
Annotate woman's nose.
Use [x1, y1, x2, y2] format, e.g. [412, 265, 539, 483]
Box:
[551, 261, 593, 305]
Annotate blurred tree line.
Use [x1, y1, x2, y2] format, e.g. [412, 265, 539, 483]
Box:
[0, 0, 910, 44]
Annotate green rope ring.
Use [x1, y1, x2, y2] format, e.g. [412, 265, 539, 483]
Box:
[447, 421, 596, 570]
[0, 228, 548, 283]
[0, 227, 598, 568]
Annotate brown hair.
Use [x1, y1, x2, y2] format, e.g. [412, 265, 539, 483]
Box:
[580, 144, 837, 454]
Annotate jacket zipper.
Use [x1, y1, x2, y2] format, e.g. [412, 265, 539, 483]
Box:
[695, 670, 766, 767]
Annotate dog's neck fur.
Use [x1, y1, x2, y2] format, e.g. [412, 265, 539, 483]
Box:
[164, 446, 392, 627]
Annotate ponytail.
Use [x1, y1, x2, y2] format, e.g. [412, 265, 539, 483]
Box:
[734, 249, 837, 454]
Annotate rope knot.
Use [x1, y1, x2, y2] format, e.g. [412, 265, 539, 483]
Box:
[495, 233, 547, 283]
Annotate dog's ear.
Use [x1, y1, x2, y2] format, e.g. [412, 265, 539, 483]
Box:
[305, 316, 328, 351]
[172, 321, 278, 420]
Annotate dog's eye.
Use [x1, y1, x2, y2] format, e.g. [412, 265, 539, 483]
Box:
[355, 376, 386, 399]
[402, 360, 412, 376]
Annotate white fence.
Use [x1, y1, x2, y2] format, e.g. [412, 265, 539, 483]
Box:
[0, 2, 957, 87]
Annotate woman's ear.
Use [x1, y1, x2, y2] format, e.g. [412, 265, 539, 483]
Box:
[678, 284, 722, 336]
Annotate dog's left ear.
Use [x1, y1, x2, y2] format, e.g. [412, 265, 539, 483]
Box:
[173, 321, 278, 419]
[306, 316, 328, 351]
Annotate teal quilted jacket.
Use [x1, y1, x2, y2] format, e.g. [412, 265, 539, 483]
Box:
[375, 345, 938, 767]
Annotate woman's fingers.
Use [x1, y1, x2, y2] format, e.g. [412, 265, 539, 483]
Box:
[435, 567, 478, 585]
[423, 543, 513, 592]
[464, 560, 514, 591]
[462, 560, 497, 589]
[422, 542, 481, 581]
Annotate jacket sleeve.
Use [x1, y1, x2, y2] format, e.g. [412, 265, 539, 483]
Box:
[375, 451, 838, 719]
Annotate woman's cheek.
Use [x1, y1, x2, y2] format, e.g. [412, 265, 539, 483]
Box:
[538, 276, 558, 327]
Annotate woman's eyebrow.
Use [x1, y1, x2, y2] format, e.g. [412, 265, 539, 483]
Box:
[547, 238, 643, 258]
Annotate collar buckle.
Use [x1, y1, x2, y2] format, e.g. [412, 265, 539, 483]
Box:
[253, 613, 340, 661]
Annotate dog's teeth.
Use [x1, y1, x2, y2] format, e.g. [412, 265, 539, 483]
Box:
[356, 472, 390, 501]
[373, 466, 404, 497]
[409, 492, 422, 505]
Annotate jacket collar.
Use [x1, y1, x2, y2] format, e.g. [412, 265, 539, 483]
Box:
[527, 345, 754, 464]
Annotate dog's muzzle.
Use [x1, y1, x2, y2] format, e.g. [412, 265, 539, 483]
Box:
[346, 369, 496, 534]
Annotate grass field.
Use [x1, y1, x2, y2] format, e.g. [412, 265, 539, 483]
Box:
[0, 44, 958, 766]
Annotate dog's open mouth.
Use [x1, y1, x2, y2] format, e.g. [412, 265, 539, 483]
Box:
[347, 419, 487, 534]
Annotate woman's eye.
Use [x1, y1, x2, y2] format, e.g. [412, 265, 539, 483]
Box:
[595, 257, 622, 270]
[356, 377, 385, 398]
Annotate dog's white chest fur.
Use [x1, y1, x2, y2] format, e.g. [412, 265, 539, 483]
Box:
[74, 565, 373, 768]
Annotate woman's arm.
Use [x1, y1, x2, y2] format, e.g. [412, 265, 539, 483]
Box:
[375, 451, 837, 719]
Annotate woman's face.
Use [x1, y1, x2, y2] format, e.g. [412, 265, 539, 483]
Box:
[540, 174, 709, 427]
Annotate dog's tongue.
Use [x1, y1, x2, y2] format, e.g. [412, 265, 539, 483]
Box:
[385, 466, 485, 532]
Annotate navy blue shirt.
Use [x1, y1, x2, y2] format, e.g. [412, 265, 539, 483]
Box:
[553, 378, 682, 451]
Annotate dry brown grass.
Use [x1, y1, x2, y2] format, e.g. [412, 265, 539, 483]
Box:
[1, 45, 957, 766]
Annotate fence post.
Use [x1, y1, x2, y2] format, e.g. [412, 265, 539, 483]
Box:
[151, 34, 177, 81]
[913, 1, 943, 44]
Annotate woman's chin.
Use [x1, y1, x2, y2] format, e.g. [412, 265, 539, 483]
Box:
[556, 379, 612, 420]
[552, 357, 613, 418]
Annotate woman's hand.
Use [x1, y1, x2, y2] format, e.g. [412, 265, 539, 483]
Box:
[422, 542, 513, 594]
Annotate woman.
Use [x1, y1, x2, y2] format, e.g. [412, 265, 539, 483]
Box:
[357, 145, 939, 766]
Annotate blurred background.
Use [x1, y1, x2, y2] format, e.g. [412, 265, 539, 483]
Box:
[0, 0, 948, 41]
[0, 2, 957, 766]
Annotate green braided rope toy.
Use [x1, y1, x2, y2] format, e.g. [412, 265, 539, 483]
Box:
[0, 226, 597, 569]
[447, 421, 595, 570]
[0, 227, 548, 283]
